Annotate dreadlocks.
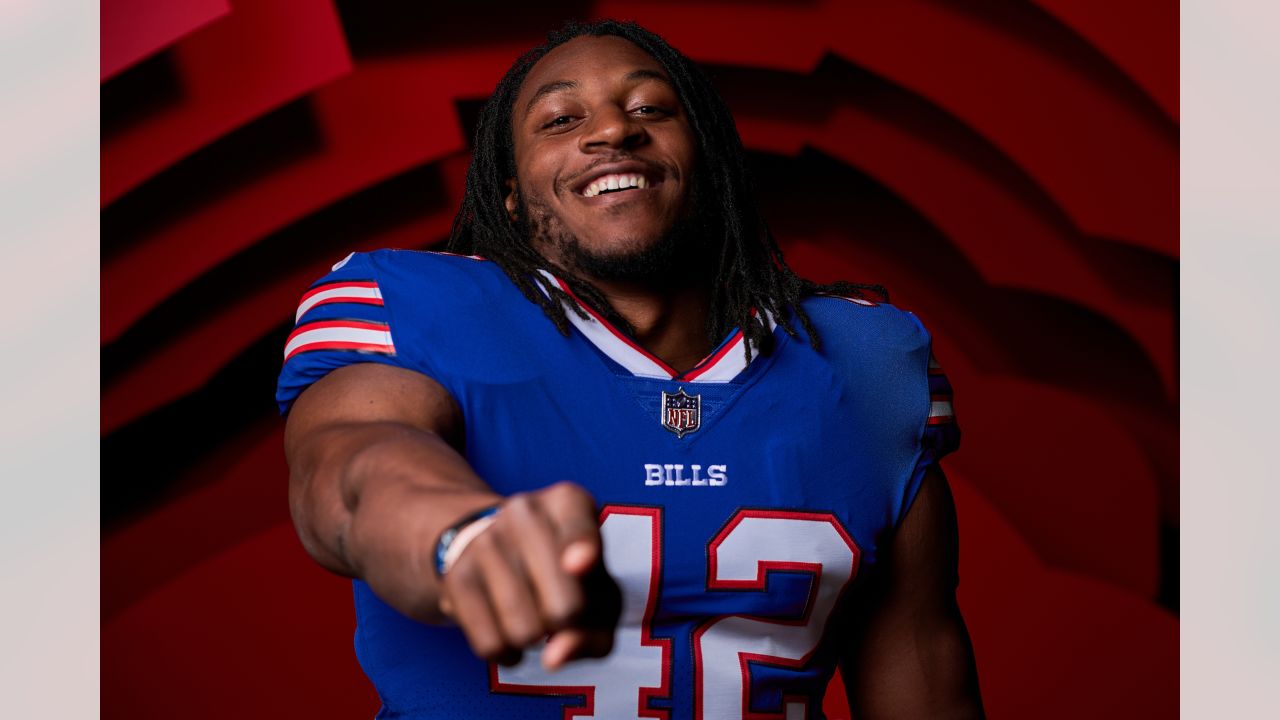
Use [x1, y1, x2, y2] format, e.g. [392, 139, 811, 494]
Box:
[447, 19, 885, 363]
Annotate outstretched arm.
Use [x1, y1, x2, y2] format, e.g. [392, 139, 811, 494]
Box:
[839, 466, 984, 719]
[284, 362, 618, 669]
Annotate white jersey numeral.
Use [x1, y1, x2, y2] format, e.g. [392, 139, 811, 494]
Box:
[491, 507, 859, 720]
[492, 507, 669, 719]
[695, 511, 859, 719]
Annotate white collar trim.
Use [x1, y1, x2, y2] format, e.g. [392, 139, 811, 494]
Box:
[536, 270, 776, 383]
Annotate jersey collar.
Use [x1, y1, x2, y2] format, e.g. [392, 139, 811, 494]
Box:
[537, 270, 777, 384]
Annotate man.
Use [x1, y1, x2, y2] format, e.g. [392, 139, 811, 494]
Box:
[279, 19, 983, 719]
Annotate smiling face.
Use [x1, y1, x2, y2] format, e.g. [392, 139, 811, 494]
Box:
[507, 35, 700, 281]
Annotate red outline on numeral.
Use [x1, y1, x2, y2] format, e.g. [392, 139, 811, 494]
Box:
[625, 506, 672, 720]
[693, 510, 860, 720]
[489, 505, 672, 720]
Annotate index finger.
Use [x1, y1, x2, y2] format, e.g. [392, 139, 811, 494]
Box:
[501, 493, 584, 628]
[537, 482, 601, 576]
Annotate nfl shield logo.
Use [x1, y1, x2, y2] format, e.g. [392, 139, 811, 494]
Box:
[661, 388, 701, 438]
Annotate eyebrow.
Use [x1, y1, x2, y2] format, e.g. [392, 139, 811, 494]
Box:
[624, 69, 672, 86]
[524, 80, 577, 117]
[522, 69, 675, 117]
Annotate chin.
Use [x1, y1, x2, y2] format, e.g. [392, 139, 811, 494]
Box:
[581, 232, 663, 257]
[558, 230, 680, 281]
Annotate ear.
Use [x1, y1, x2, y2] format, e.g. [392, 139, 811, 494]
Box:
[504, 178, 519, 222]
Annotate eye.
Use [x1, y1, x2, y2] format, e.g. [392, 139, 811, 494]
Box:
[543, 115, 576, 129]
[632, 105, 667, 117]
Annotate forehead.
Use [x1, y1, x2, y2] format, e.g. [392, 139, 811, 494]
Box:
[515, 35, 669, 109]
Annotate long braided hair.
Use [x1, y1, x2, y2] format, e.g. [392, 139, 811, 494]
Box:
[447, 19, 885, 363]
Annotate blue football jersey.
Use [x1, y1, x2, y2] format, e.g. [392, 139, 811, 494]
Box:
[277, 249, 959, 719]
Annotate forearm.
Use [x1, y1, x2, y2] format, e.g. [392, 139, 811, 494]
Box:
[288, 420, 501, 622]
[844, 613, 983, 720]
[907, 616, 983, 720]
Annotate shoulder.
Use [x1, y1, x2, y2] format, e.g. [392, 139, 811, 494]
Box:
[799, 293, 932, 364]
[317, 249, 527, 318]
[279, 249, 533, 414]
[299, 249, 499, 300]
[792, 293, 936, 413]
[350, 249, 506, 295]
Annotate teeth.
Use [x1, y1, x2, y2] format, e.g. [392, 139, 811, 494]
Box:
[580, 173, 652, 197]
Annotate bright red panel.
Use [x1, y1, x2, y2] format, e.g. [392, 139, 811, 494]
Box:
[101, 0, 353, 204]
[100, 168, 464, 434]
[101, 0, 229, 81]
[102, 48, 522, 344]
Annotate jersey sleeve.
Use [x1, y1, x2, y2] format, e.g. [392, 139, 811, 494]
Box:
[898, 316, 962, 525]
[275, 252, 407, 415]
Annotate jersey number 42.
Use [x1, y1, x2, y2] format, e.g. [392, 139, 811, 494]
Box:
[492, 505, 861, 720]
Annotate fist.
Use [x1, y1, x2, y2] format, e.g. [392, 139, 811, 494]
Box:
[438, 481, 621, 670]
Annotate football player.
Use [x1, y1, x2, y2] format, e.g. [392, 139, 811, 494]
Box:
[280, 20, 983, 719]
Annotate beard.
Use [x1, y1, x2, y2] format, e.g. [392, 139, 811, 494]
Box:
[516, 187, 715, 287]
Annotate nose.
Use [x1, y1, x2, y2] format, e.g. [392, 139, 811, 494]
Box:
[578, 106, 646, 152]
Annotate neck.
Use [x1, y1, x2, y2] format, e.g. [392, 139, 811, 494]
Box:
[588, 276, 713, 375]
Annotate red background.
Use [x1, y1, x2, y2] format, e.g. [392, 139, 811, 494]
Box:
[101, 1, 1179, 717]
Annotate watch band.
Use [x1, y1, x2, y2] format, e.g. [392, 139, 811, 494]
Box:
[434, 504, 501, 576]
